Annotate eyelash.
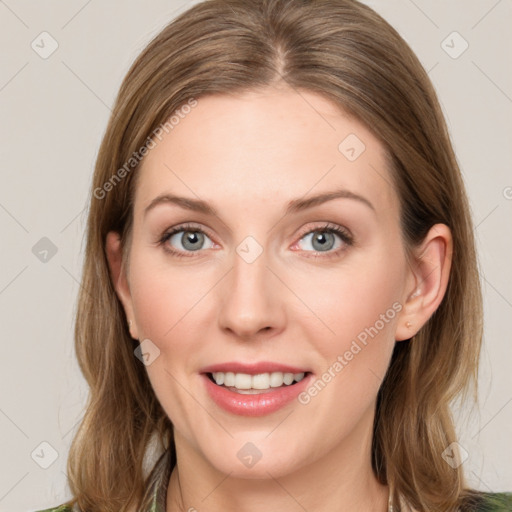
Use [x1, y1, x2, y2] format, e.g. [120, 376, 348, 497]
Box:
[157, 222, 354, 260]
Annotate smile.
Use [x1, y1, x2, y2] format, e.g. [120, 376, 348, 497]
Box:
[200, 363, 313, 416]
[208, 371, 306, 393]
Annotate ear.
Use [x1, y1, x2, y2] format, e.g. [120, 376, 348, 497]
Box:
[395, 223, 453, 342]
[105, 231, 139, 340]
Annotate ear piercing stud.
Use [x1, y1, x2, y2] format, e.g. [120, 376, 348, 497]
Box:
[406, 321, 412, 328]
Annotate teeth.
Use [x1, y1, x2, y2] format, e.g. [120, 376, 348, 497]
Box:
[211, 371, 305, 390]
[235, 373, 252, 389]
[283, 373, 294, 385]
[224, 372, 235, 387]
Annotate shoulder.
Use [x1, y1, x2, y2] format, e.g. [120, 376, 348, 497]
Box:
[462, 491, 512, 511]
[478, 492, 512, 511]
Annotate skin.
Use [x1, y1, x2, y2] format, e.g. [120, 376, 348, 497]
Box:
[106, 85, 452, 512]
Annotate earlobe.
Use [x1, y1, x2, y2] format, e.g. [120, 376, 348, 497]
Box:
[105, 231, 139, 339]
[395, 223, 453, 341]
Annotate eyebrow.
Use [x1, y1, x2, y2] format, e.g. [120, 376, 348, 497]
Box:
[143, 188, 375, 218]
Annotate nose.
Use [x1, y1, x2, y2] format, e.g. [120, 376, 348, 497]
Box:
[217, 245, 286, 341]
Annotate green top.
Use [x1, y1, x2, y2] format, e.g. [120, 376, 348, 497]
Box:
[35, 449, 512, 511]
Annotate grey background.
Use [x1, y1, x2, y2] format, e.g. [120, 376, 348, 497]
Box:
[0, 1, 511, 510]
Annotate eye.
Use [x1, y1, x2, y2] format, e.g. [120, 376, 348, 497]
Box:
[293, 223, 353, 257]
[159, 223, 215, 257]
[158, 222, 353, 259]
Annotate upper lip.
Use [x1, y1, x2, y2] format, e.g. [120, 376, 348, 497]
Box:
[200, 361, 311, 375]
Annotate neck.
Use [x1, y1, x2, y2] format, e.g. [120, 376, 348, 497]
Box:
[166, 408, 389, 512]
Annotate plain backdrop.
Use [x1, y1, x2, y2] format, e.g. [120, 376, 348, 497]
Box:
[0, 1, 511, 510]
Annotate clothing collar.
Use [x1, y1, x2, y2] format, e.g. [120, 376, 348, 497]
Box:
[138, 448, 417, 512]
[140, 448, 172, 512]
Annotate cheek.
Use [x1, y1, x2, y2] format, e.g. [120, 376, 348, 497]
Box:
[290, 248, 405, 358]
[295, 247, 405, 422]
[128, 250, 214, 357]
[127, 251, 213, 431]
[292, 253, 404, 433]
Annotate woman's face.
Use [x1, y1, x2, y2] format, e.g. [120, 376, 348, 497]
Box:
[113, 87, 416, 478]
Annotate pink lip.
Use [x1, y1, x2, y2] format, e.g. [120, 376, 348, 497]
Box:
[201, 368, 313, 417]
[200, 361, 310, 375]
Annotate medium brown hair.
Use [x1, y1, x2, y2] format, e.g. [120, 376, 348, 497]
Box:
[66, 0, 483, 510]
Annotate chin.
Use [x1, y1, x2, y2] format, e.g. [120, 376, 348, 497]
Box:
[199, 440, 308, 480]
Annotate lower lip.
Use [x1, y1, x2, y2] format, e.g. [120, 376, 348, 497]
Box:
[201, 373, 313, 417]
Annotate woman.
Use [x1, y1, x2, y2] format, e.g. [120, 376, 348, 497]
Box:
[38, 0, 512, 510]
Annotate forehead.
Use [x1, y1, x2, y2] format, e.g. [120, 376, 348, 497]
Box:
[135, 87, 398, 218]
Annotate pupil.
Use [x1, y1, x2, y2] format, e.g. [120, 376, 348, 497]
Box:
[183, 231, 203, 251]
[313, 231, 334, 251]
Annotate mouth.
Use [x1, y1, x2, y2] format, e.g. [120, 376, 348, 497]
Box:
[206, 371, 310, 394]
[200, 363, 314, 416]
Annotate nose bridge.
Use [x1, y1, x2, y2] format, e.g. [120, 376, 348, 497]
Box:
[217, 237, 284, 338]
